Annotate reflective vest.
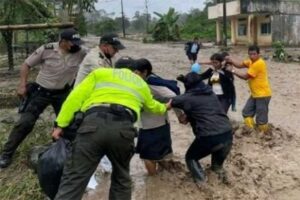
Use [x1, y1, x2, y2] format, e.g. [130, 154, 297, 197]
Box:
[56, 68, 167, 127]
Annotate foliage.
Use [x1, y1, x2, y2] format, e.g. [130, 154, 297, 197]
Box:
[75, 12, 88, 36]
[272, 41, 286, 61]
[93, 18, 118, 36]
[129, 11, 149, 33]
[152, 8, 180, 41]
[61, 0, 97, 16]
[180, 8, 216, 41]
[85, 9, 123, 36]
[114, 17, 131, 32]
[0, 110, 54, 200]
[0, 0, 52, 70]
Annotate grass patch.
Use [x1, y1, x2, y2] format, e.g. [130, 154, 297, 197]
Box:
[0, 114, 53, 200]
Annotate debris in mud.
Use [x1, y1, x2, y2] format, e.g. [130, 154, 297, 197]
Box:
[232, 120, 294, 149]
[158, 159, 186, 173]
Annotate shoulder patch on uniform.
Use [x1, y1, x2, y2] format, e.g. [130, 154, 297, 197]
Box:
[44, 44, 54, 49]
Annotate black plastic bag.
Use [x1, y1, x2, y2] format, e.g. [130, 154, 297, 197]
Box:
[37, 138, 71, 200]
[28, 144, 51, 173]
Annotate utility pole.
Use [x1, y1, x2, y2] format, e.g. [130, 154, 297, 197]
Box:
[121, 0, 126, 37]
[222, 0, 227, 47]
[145, 0, 149, 33]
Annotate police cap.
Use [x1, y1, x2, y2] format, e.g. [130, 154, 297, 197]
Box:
[100, 33, 125, 50]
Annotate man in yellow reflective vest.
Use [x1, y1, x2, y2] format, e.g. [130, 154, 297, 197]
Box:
[51, 58, 169, 200]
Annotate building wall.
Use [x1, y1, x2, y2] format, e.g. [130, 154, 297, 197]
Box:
[242, 0, 300, 15]
[231, 15, 272, 46]
[210, 0, 300, 46]
[208, 0, 240, 19]
[256, 15, 272, 46]
[234, 16, 249, 45]
[272, 15, 300, 46]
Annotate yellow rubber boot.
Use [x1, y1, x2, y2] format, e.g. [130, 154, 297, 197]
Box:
[257, 124, 269, 134]
[244, 117, 255, 128]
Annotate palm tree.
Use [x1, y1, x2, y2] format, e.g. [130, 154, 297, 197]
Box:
[152, 8, 180, 41]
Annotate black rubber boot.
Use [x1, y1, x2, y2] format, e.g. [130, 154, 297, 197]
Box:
[186, 159, 206, 183]
[0, 154, 13, 168]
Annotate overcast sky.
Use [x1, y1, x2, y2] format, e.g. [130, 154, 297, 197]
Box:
[95, 0, 206, 18]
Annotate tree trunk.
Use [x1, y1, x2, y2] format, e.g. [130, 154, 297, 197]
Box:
[1, 30, 14, 71]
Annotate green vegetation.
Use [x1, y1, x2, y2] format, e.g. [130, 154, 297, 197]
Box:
[272, 41, 286, 61]
[0, 113, 53, 200]
[84, 1, 217, 42]
[152, 8, 180, 41]
[180, 8, 216, 41]
[0, 0, 52, 70]
[0, 0, 98, 70]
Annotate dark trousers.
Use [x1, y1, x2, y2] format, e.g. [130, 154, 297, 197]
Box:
[217, 95, 231, 114]
[242, 96, 271, 125]
[1, 89, 68, 158]
[187, 53, 198, 62]
[54, 109, 136, 200]
[185, 131, 232, 172]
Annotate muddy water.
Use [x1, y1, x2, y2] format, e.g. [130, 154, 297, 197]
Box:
[1, 38, 299, 200]
[81, 39, 300, 200]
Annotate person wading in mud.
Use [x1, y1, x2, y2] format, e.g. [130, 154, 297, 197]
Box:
[51, 57, 170, 200]
[134, 58, 182, 175]
[200, 52, 236, 113]
[225, 45, 272, 133]
[170, 72, 233, 185]
[0, 28, 86, 168]
[74, 33, 126, 175]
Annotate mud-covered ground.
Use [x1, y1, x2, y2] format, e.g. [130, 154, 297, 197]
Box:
[0, 38, 299, 200]
[84, 39, 300, 200]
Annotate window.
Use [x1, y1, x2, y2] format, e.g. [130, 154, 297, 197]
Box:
[238, 24, 247, 36]
[261, 23, 271, 35]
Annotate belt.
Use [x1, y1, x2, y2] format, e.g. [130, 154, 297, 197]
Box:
[86, 104, 137, 122]
[37, 84, 70, 95]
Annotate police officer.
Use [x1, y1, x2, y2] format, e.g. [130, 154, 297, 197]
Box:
[74, 34, 125, 175]
[74, 33, 125, 85]
[0, 28, 87, 168]
[51, 58, 170, 200]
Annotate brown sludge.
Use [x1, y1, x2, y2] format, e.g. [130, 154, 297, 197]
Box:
[82, 39, 300, 200]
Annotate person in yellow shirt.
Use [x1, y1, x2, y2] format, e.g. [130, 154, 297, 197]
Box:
[225, 45, 272, 133]
[51, 57, 170, 200]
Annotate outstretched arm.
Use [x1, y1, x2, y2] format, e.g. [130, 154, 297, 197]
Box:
[225, 56, 247, 69]
[231, 68, 251, 80]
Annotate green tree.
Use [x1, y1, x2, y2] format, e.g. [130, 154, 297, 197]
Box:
[115, 16, 130, 32]
[0, 0, 51, 70]
[93, 18, 117, 36]
[75, 12, 87, 36]
[180, 8, 216, 40]
[130, 11, 150, 33]
[152, 8, 180, 41]
[60, 0, 97, 17]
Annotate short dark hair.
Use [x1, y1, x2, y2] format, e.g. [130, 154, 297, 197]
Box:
[221, 51, 229, 58]
[210, 53, 224, 62]
[248, 45, 260, 54]
[115, 56, 135, 69]
[133, 58, 153, 77]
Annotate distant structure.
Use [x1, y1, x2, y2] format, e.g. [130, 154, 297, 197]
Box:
[208, 0, 300, 46]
